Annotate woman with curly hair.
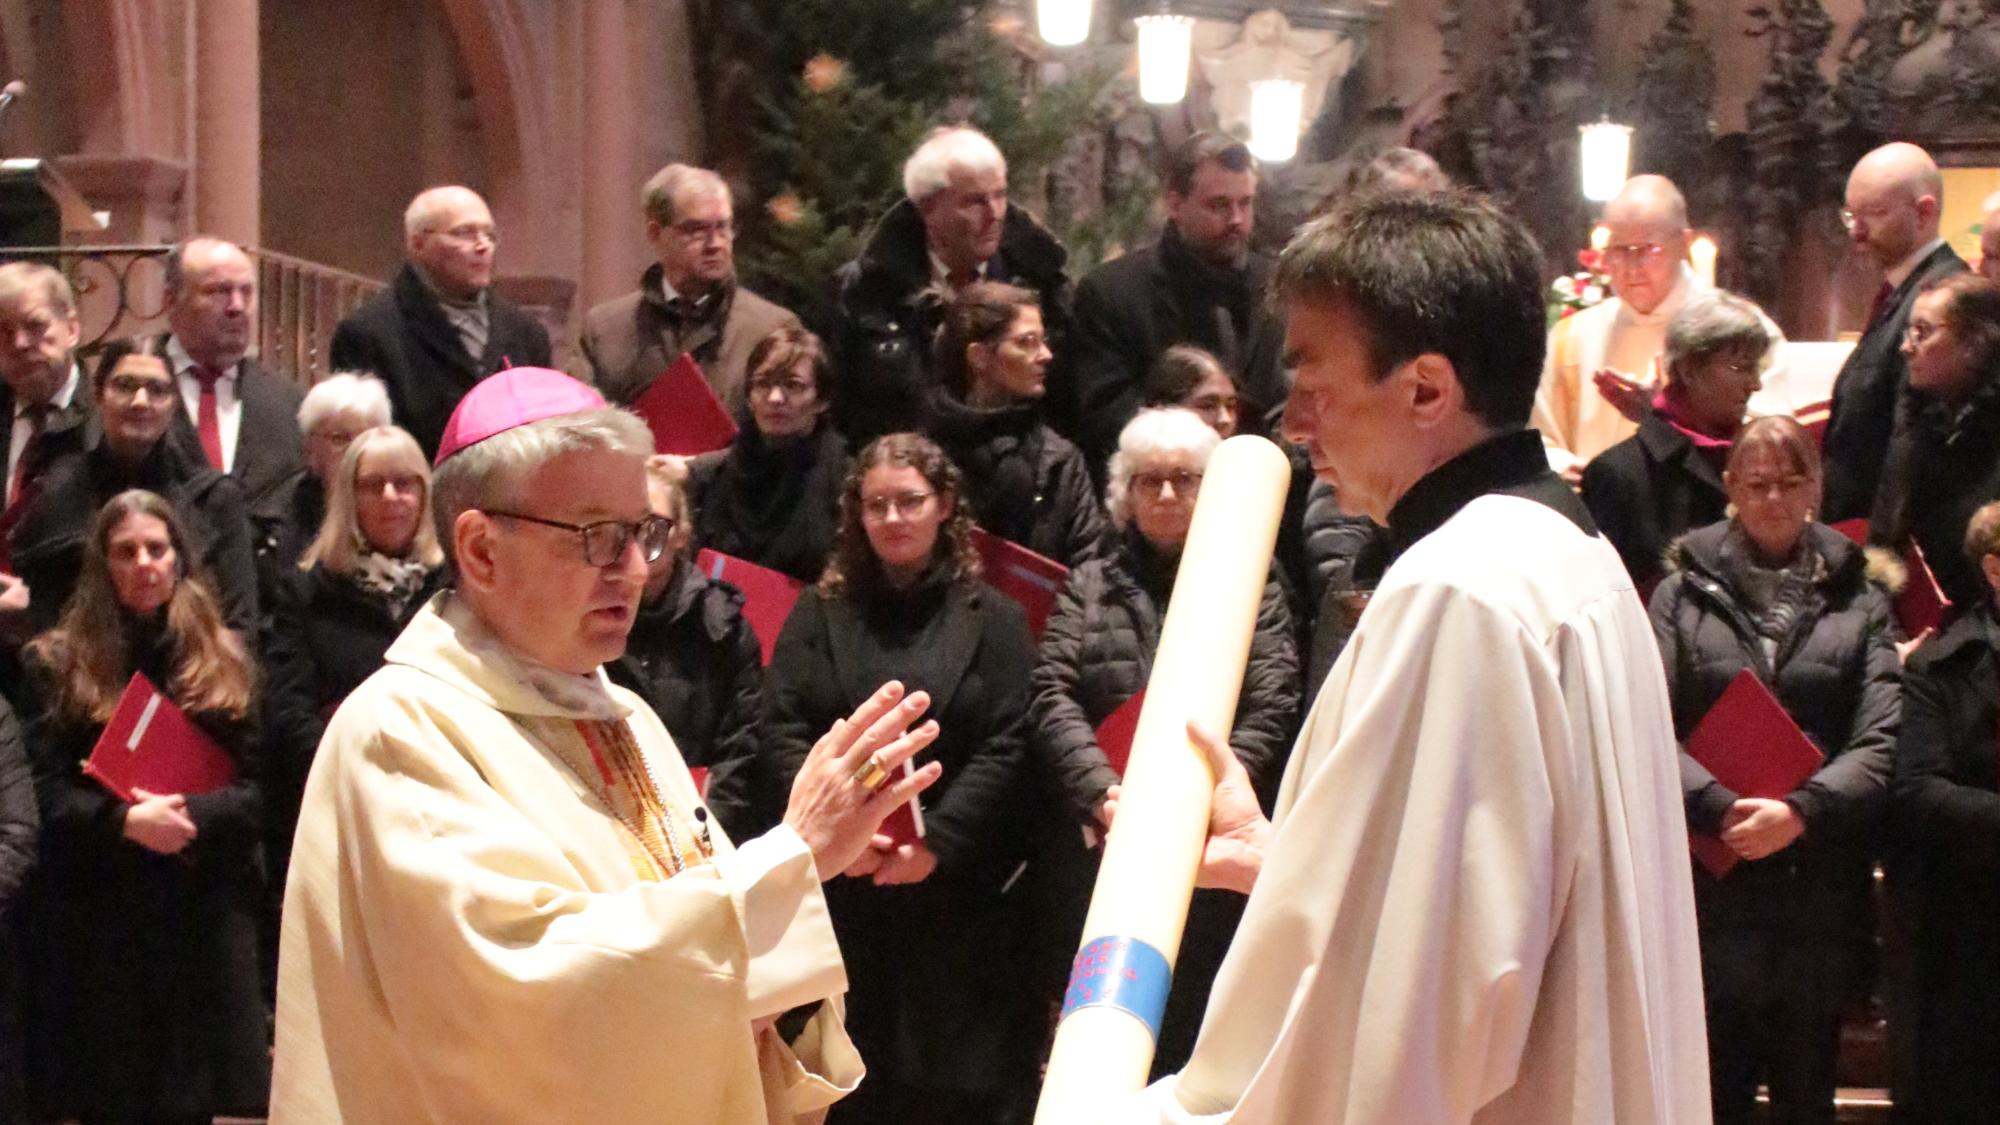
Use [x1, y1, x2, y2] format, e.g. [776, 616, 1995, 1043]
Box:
[20, 489, 267, 1123]
[761, 432, 1037, 1124]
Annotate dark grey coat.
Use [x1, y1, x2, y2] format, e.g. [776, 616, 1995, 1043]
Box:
[1649, 520, 1900, 941]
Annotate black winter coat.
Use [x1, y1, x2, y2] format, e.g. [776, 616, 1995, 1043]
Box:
[0, 693, 33, 1125]
[762, 576, 1035, 1094]
[1067, 224, 1288, 464]
[10, 435, 259, 637]
[1299, 479, 1390, 705]
[1891, 606, 2000, 1121]
[607, 561, 764, 843]
[829, 200, 1073, 443]
[1649, 521, 1900, 943]
[1030, 532, 1300, 823]
[928, 394, 1107, 569]
[329, 263, 553, 460]
[262, 563, 442, 875]
[1821, 242, 1968, 522]
[250, 470, 324, 625]
[1581, 411, 1730, 594]
[1869, 370, 2000, 613]
[21, 623, 268, 1120]
[685, 423, 846, 584]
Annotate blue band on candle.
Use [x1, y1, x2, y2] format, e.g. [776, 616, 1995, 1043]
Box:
[1058, 934, 1172, 1041]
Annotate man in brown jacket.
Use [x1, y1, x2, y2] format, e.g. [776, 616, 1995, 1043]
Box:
[579, 164, 800, 414]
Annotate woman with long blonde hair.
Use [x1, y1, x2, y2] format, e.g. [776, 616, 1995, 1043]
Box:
[20, 489, 267, 1123]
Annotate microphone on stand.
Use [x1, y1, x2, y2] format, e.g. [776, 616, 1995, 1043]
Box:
[0, 81, 27, 124]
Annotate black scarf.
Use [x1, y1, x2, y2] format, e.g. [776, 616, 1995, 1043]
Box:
[929, 392, 1044, 545]
[698, 422, 843, 582]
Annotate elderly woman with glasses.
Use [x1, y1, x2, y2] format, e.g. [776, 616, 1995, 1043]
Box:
[762, 432, 1038, 1124]
[1583, 290, 1775, 595]
[1649, 415, 1900, 1125]
[1870, 272, 2000, 614]
[253, 372, 393, 593]
[1025, 406, 1300, 1076]
[275, 368, 942, 1123]
[927, 281, 1107, 567]
[605, 459, 765, 843]
[683, 327, 848, 583]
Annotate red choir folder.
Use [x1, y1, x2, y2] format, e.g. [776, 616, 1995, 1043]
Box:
[878, 759, 926, 847]
[970, 527, 1069, 639]
[82, 673, 237, 802]
[685, 766, 710, 798]
[631, 352, 738, 457]
[697, 549, 804, 665]
[1684, 669, 1824, 878]
[1796, 399, 1832, 446]
[1096, 690, 1146, 778]
[1827, 519, 1951, 637]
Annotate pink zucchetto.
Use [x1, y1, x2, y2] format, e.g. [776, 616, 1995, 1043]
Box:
[434, 367, 609, 465]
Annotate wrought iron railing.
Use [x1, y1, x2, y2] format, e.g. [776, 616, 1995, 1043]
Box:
[0, 244, 384, 386]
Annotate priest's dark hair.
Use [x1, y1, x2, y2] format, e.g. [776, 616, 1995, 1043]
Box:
[26, 489, 254, 724]
[1272, 189, 1547, 430]
[819, 432, 981, 599]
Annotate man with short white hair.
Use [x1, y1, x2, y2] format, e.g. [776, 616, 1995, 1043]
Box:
[274, 366, 944, 1124]
[1819, 141, 1967, 522]
[160, 236, 307, 522]
[579, 164, 800, 413]
[331, 185, 553, 460]
[1531, 175, 1785, 480]
[832, 125, 1073, 440]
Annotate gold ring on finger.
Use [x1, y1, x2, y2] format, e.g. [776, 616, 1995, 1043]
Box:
[852, 754, 890, 792]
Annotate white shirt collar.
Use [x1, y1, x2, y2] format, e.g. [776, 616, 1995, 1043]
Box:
[13, 362, 79, 419]
[165, 335, 240, 381]
[1886, 237, 1947, 289]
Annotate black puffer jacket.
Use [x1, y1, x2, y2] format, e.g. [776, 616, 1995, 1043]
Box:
[1031, 531, 1300, 823]
[606, 560, 764, 843]
[1649, 520, 1901, 938]
[928, 393, 1107, 569]
[829, 199, 1073, 443]
[1299, 479, 1390, 704]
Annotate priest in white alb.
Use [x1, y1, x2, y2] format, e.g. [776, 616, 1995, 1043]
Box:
[1532, 174, 1787, 480]
[271, 367, 944, 1124]
[1122, 191, 1712, 1123]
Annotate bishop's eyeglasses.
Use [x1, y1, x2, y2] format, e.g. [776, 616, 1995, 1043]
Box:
[485, 511, 675, 566]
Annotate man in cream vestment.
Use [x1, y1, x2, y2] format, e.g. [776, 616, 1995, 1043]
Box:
[1124, 193, 1710, 1123]
[273, 368, 941, 1124]
[1533, 175, 1786, 478]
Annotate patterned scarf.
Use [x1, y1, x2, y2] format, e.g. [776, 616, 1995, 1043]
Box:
[350, 548, 433, 619]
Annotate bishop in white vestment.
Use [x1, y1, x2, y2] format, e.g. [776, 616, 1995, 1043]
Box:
[1122, 193, 1710, 1124]
[273, 369, 940, 1124]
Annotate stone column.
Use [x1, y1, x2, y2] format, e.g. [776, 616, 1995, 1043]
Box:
[581, 0, 638, 312]
[193, 0, 260, 245]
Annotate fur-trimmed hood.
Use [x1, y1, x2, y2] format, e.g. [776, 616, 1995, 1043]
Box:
[1659, 519, 1906, 596]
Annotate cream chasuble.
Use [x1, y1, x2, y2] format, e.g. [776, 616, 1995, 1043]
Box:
[272, 593, 861, 1124]
[1122, 447, 1711, 1124]
[1531, 266, 1790, 477]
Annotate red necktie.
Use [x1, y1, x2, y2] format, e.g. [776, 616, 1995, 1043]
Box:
[194, 365, 225, 470]
[6, 404, 46, 509]
[1867, 281, 1894, 328]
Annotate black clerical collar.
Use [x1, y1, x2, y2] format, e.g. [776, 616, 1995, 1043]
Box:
[1385, 429, 1595, 558]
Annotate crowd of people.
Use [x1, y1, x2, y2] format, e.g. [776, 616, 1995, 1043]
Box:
[0, 119, 1992, 1124]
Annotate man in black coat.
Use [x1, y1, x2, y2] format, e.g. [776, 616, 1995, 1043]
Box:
[829, 126, 1072, 443]
[330, 185, 552, 459]
[1821, 142, 1968, 522]
[0, 691, 33, 1125]
[1068, 132, 1287, 465]
[0, 263, 94, 616]
[157, 237, 306, 525]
